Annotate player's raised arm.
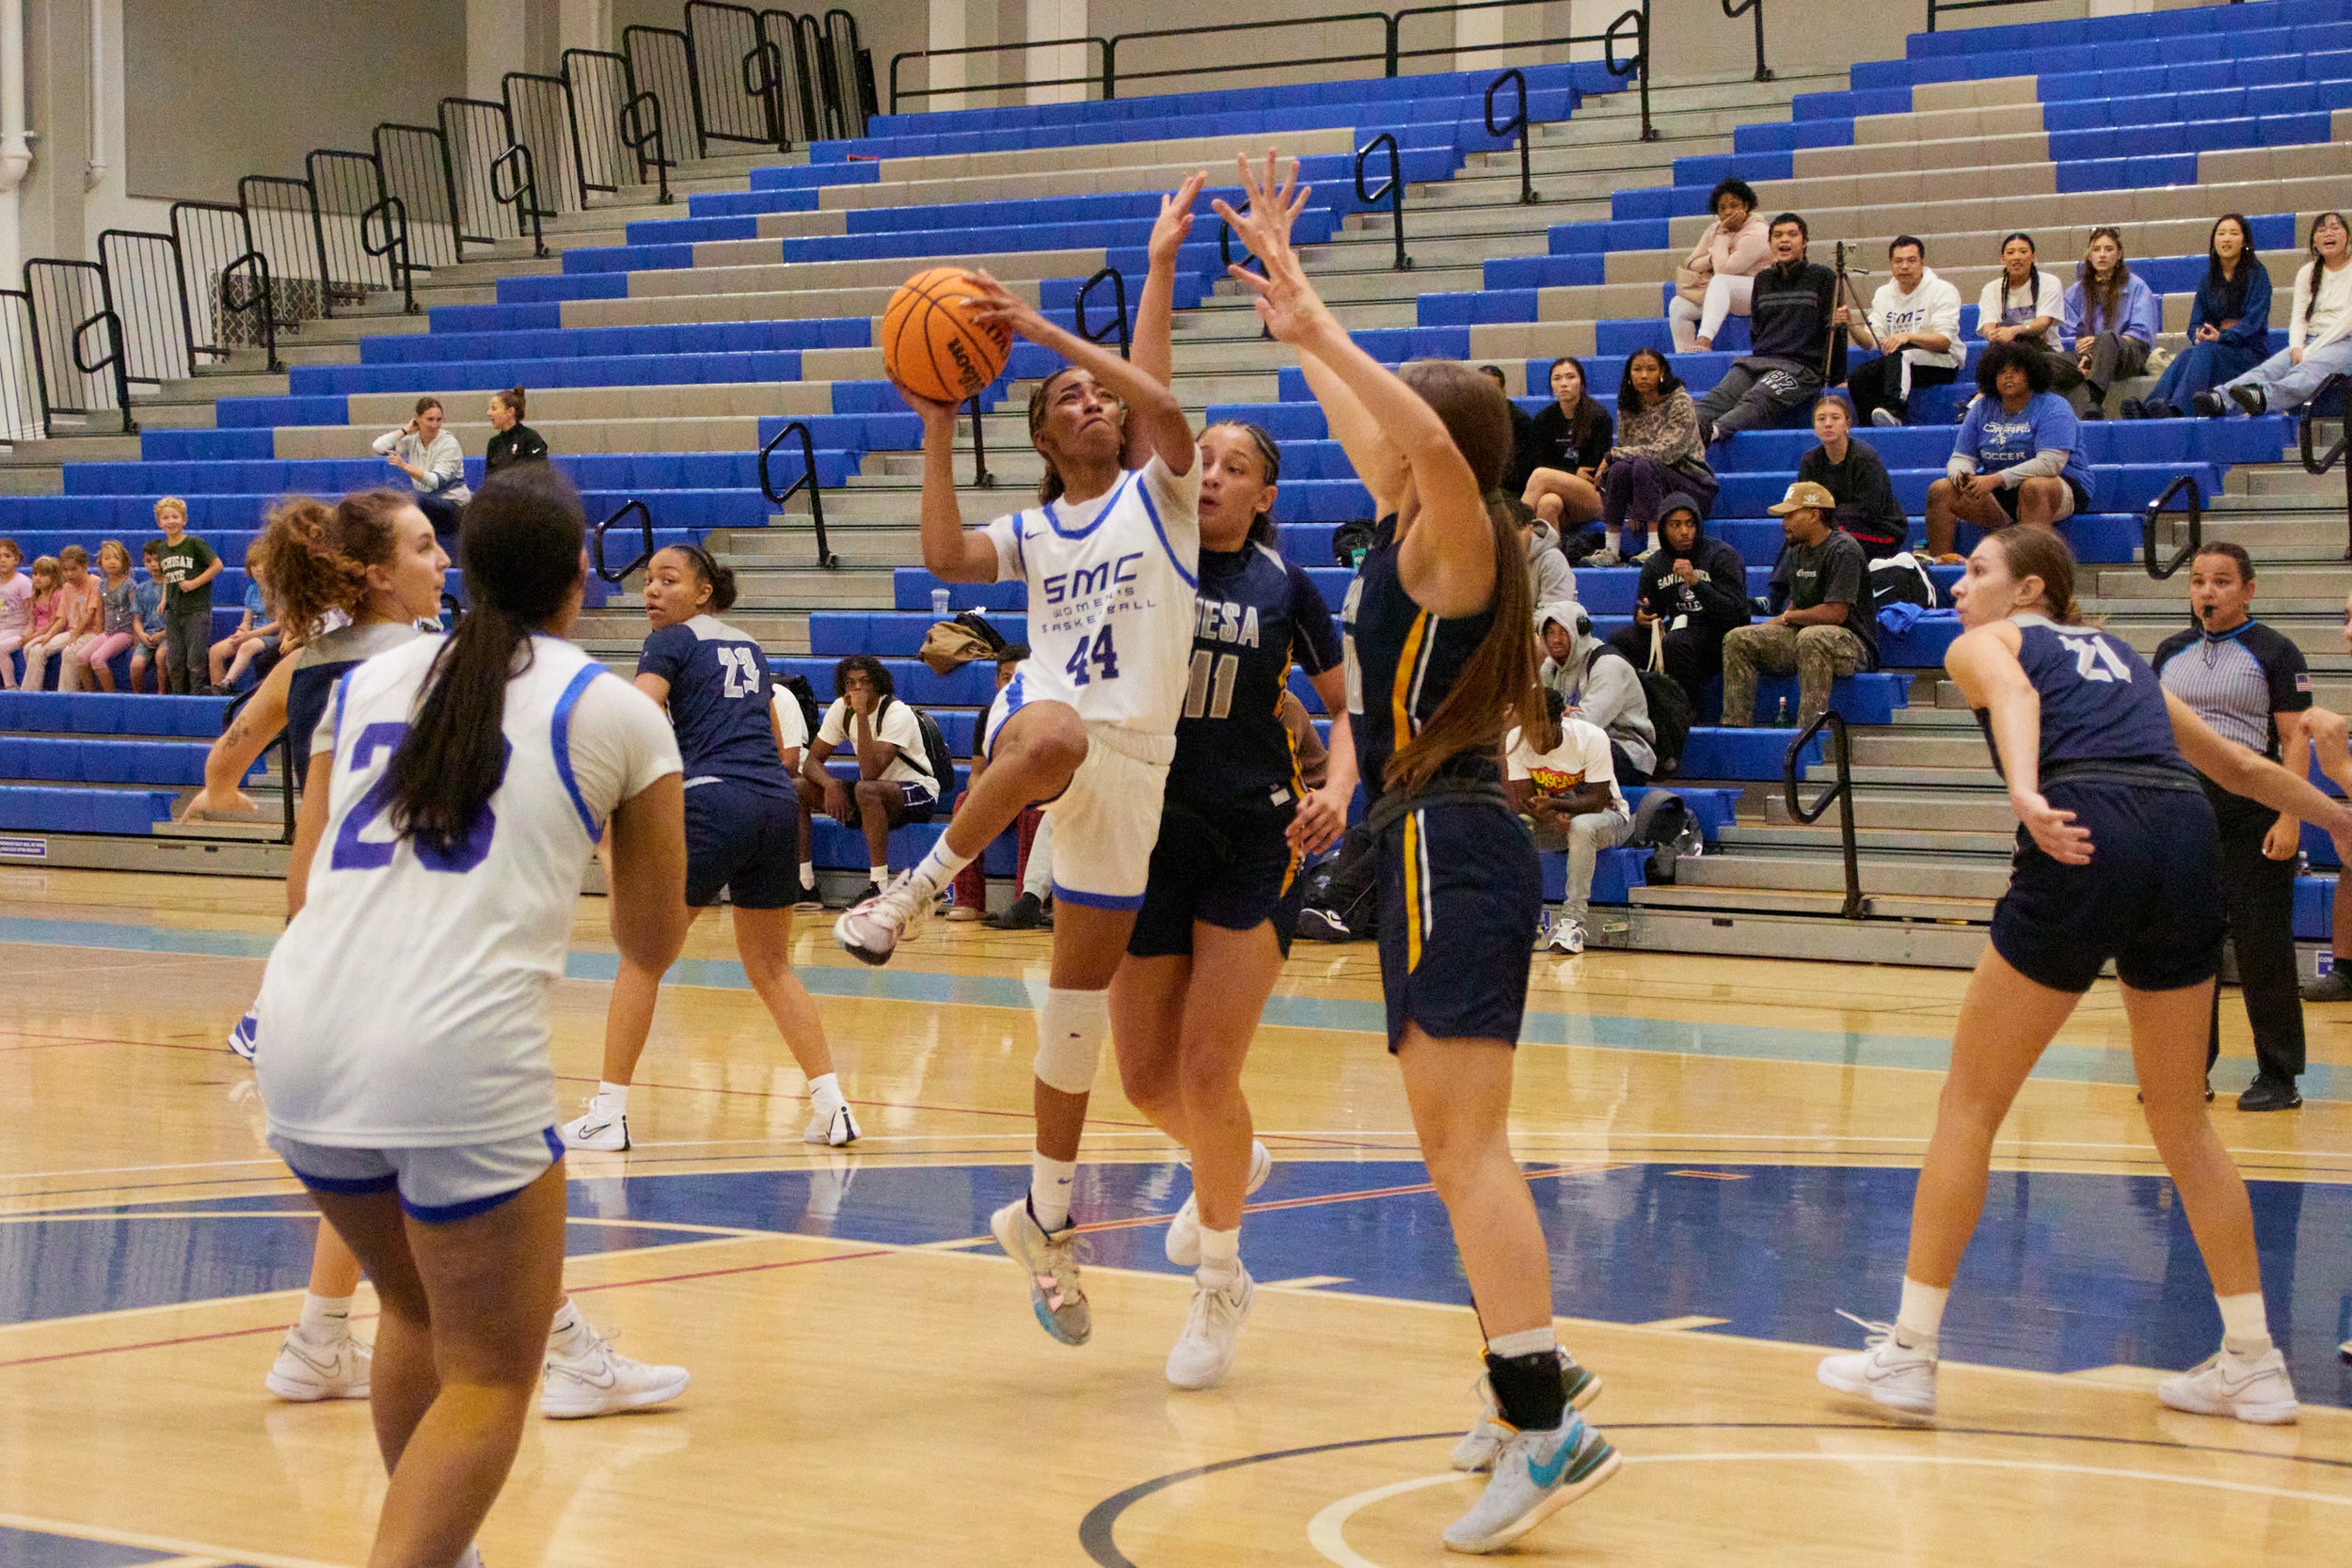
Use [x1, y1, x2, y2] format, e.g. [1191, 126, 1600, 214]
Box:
[962, 271, 1195, 478]
[1123, 171, 1205, 473]
[898, 388, 1004, 583]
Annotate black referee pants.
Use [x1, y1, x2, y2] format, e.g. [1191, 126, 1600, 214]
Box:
[2206, 808, 2305, 1084]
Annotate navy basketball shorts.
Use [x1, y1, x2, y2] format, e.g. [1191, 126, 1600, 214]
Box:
[684, 778, 802, 910]
[1990, 779, 2225, 994]
[1127, 799, 1306, 960]
[1372, 795, 1541, 1053]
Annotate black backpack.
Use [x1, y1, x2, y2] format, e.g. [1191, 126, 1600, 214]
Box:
[1867, 553, 1937, 610]
[882, 695, 959, 795]
[777, 673, 821, 739]
[1332, 519, 1377, 568]
[1637, 670, 1692, 780]
[1629, 790, 1705, 883]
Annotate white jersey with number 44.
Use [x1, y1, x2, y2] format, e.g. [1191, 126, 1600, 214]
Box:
[980, 453, 1201, 736]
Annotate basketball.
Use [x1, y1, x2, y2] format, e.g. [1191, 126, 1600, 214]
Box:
[882, 267, 1011, 405]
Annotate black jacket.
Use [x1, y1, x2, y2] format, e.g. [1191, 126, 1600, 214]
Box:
[1747, 258, 1839, 373]
[1799, 439, 1907, 552]
[1635, 524, 1751, 639]
[485, 422, 550, 473]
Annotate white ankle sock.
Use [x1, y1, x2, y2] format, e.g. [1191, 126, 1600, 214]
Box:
[799, 860, 817, 885]
[913, 837, 975, 900]
[868, 864, 889, 887]
[1602, 527, 1623, 556]
[2217, 1291, 2273, 1355]
[1197, 1225, 1241, 1284]
[1645, 531, 1661, 557]
[295, 1292, 352, 1341]
[547, 1297, 593, 1356]
[1896, 1278, 1948, 1347]
[596, 1080, 629, 1113]
[807, 1071, 842, 1112]
[1486, 1325, 1558, 1360]
[1028, 1152, 1078, 1232]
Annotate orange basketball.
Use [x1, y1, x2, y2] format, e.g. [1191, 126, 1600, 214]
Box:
[881, 267, 1012, 405]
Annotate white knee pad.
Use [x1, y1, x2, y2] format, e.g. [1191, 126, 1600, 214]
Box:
[1034, 986, 1109, 1095]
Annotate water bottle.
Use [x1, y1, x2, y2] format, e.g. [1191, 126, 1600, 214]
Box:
[931, 587, 952, 616]
[1775, 695, 1790, 726]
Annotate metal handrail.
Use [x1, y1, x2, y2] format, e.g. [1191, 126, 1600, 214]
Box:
[965, 394, 995, 489]
[358, 194, 417, 314]
[889, 36, 1110, 114]
[488, 142, 548, 258]
[1484, 67, 1535, 206]
[1782, 708, 1867, 921]
[1602, 6, 1653, 142]
[1355, 132, 1411, 273]
[70, 307, 136, 436]
[1721, 0, 1772, 83]
[222, 250, 279, 372]
[757, 420, 841, 568]
[2298, 372, 2352, 561]
[1073, 266, 1130, 358]
[743, 35, 791, 150]
[621, 90, 674, 204]
[591, 499, 658, 584]
[1104, 12, 1391, 98]
[2140, 473, 2204, 581]
[1931, 0, 2239, 28]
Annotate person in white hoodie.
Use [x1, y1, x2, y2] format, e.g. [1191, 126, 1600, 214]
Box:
[1839, 235, 1963, 427]
[372, 395, 473, 540]
[2205, 211, 2352, 418]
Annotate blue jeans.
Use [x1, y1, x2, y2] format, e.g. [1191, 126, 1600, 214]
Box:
[2148, 339, 2261, 408]
[2219, 339, 2352, 413]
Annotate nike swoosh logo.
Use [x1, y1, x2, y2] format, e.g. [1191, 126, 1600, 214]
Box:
[1527, 1433, 1577, 1488]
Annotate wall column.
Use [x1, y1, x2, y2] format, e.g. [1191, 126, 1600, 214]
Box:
[1025, 0, 1085, 106]
[468, 0, 528, 100]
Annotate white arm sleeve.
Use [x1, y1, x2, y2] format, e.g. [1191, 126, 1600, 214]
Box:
[564, 674, 684, 824]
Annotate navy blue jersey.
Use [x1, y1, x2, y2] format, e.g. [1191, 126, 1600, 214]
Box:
[1342, 514, 1499, 808]
[1981, 615, 2191, 779]
[639, 615, 790, 797]
[1168, 541, 1343, 809]
[287, 621, 417, 763]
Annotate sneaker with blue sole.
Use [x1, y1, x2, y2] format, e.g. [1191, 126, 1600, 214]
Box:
[989, 1197, 1092, 1346]
[1442, 1413, 1619, 1555]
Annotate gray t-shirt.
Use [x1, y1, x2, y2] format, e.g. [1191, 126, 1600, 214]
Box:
[1768, 529, 1876, 666]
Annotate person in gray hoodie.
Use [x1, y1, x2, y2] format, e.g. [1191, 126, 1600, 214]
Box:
[1537, 601, 1656, 785]
[1604, 493, 1750, 712]
[1514, 499, 1576, 607]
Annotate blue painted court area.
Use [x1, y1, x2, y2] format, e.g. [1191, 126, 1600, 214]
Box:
[15, 1161, 2352, 1409]
[0, 1526, 268, 1568]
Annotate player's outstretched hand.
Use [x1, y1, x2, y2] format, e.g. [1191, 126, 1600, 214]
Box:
[1288, 782, 1349, 857]
[2012, 789, 2091, 864]
[179, 786, 259, 823]
[959, 269, 1050, 345]
[1148, 172, 1205, 268]
[1211, 150, 1327, 346]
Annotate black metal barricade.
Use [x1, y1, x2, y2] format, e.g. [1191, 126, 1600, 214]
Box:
[563, 48, 638, 199]
[688, 1, 788, 150]
[25, 260, 134, 436]
[238, 174, 328, 327]
[306, 150, 403, 314]
[627, 24, 707, 162]
[167, 199, 267, 365]
[374, 123, 465, 270]
[440, 97, 528, 256]
[503, 71, 589, 216]
[0, 289, 49, 442]
[95, 230, 194, 388]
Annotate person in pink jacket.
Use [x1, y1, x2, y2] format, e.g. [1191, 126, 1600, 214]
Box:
[1669, 179, 1772, 354]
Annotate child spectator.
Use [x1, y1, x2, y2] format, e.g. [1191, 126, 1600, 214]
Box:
[1598, 348, 1716, 563]
[1508, 688, 1631, 958]
[799, 654, 941, 904]
[2062, 227, 2158, 420]
[0, 537, 29, 687]
[2129, 214, 2269, 420]
[1719, 482, 1877, 729]
[1605, 494, 1750, 713]
[42, 546, 103, 692]
[17, 555, 65, 689]
[1974, 232, 2081, 398]
[483, 386, 549, 475]
[69, 540, 139, 693]
[1799, 394, 1907, 554]
[1840, 235, 1963, 427]
[128, 540, 167, 693]
[372, 396, 471, 538]
[2203, 211, 2352, 419]
[208, 544, 280, 691]
[153, 497, 221, 694]
[1695, 213, 1836, 447]
[1518, 356, 1613, 543]
[1668, 178, 1772, 353]
[1924, 341, 2095, 558]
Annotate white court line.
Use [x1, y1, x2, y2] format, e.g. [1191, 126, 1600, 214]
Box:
[0, 1509, 350, 1568]
[1305, 1452, 2352, 1568]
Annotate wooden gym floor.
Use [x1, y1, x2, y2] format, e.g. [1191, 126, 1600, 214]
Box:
[2, 865, 2348, 1566]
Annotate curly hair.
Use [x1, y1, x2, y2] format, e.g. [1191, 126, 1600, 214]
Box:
[257, 488, 412, 636]
[1973, 339, 2055, 399]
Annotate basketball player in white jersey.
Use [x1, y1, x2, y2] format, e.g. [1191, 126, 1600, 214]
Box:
[836, 175, 1204, 1344]
[252, 466, 691, 1568]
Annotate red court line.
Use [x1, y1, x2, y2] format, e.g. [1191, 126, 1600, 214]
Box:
[0, 1028, 219, 1054]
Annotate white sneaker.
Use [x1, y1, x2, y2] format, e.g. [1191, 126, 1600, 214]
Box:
[1545, 919, 1584, 956]
[1165, 1139, 1273, 1267]
[1442, 1414, 1618, 1555]
[834, 869, 930, 966]
[989, 1197, 1091, 1346]
[227, 1011, 258, 1062]
[1870, 407, 1903, 428]
[2156, 1343, 2299, 1425]
[265, 1328, 371, 1401]
[1816, 1312, 1937, 1419]
[541, 1325, 690, 1418]
[803, 1099, 861, 1146]
[453, 1549, 482, 1568]
[559, 1094, 629, 1152]
[1166, 1266, 1255, 1389]
[1451, 1354, 1603, 1471]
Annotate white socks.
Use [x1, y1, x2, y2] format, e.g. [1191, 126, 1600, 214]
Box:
[912, 836, 975, 901]
[596, 1080, 629, 1113]
[547, 1297, 593, 1357]
[1198, 1225, 1241, 1286]
[1602, 526, 1623, 557]
[2217, 1291, 2273, 1356]
[1486, 1325, 1558, 1360]
[807, 1071, 843, 1115]
[1029, 1152, 1078, 1232]
[799, 860, 817, 885]
[294, 1292, 352, 1343]
[1896, 1278, 1948, 1350]
[868, 864, 889, 888]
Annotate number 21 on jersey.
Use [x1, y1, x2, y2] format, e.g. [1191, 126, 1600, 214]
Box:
[1063, 626, 1120, 687]
[2058, 632, 2133, 684]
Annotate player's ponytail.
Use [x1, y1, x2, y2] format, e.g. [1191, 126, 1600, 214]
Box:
[381, 465, 585, 851]
[1990, 525, 2084, 625]
[661, 543, 738, 613]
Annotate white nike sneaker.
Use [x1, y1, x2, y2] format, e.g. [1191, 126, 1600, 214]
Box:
[1545, 919, 1584, 956]
[990, 1197, 1091, 1346]
[558, 1093, 629, 1152]
[541, 1325, 690, 1418]
[834, 869, 930, 966]
[1451, 1354, 1604, 1471]
[227, 1011, 258, 1062]
[2156, 1343, 2299, 1425]
[1166, 1267, 1255, 1390]
[1442, 1414, 1618, 1555]
[1165, 1139, 1273, 1267]
[1816, 1312, 1937, 1419]
[265, 1328, 371, 1401]
[803, 1099, 861, 1147]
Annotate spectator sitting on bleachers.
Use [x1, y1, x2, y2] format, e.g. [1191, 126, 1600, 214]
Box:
[799, 653, 942, 905]
[1695, 213, 1836, 449]
[0, 537, 26, 688]
[1840, 234, 1963, 428]
[1973, 233, 2082, 409]
[1518, 356, 1613, 542]
[127, 540, 166, 694]
[35, 546, 101, 693]
[372, 396, 471, 539]
[483, 386, 549, 475]
[68, 540, 138, 694]
[1669, 178, 1771, 354]
[2128, 214, 2269, 420]
[2202, 211, 2352, 419]
[2063, 227, 2158, 420]
[1605, 493, 1749, 713]
[1799, 394, 1907, 555]
[1484, 364, 1546, 493]
[17, 554, 62, 689]
[1538, 602, 1656, 787]
[1514, 499, 1576, 606]
[1925, 340, 2094, 559]
[1508, 687, 1631, 958]
[207, 544, 279, 693]
[1597, 348, 1716, 563]
[1719, 481, 1877, 730]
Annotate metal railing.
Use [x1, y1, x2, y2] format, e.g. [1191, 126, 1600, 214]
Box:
[1783, 709, 1867, 921]
[2140, 473, 2204, 580]
[0, 289, 48, 443]
[689, 0, 790, 150]
[965, 395, 995, 489]
[503, 71, 591, 216]
[763, 9, 826, 144]
[1073, 266, 1130, 358]
[1929, 0, 2238, 27]
[489, 142, 548, 259]
[1485, 67, 1536, 206]
[2298, 372, 2352, 561]
[592, 498, 660, 584]
[620, 89, 675, 204]
[96, 230, 195, 388]
[1356, 133, 1411, 273]
[628, 24, 708, 162]
[821, 8, 875, 138]
[757, 420, 840, 568]
[238, 173, 327, 327]
[374, 123, 464, 270]
[1722, 0, 1772, 83]
[24, 260, 134, 436]
[562, 48, 638, 200]
[890, 36, 1110, 115]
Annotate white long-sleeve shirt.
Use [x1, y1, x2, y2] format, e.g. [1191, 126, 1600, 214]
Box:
[2287, 259, 2352, 356]
[373, 427, 472, 503]
[1870, 269, 1964, 369]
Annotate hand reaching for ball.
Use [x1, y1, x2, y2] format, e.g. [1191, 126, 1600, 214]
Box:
[1210, 151, 1328, 347]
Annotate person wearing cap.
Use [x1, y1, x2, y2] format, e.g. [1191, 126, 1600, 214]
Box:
[1719, 481, 1877, 729]
[1798, 394, 1907, 556]
[1606, 494, 1750, 713]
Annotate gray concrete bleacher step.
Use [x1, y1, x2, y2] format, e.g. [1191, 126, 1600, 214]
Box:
[1675, 849, 2013, 900]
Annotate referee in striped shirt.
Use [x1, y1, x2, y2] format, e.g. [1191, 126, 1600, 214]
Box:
[2153, 541, 2311, 1111]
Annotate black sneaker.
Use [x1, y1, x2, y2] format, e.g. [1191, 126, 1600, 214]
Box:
[2301, 967, 2352, 1003]
[839, 880, 881, 911]
[2191, 390, 2228, 418]
[1295, 907, 1352, 942]
[2228, 383, 2267, 417]
[984, 891, 1049, 930]
[791, 879, 824, 912]
[2236, 1078, 2303, 1112]
[2118, 398, 2146, 420]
